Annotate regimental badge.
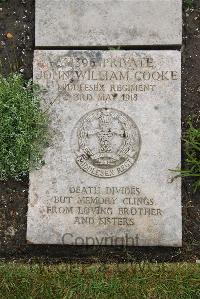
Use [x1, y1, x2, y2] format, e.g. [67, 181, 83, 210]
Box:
[72, 108, 141, 178]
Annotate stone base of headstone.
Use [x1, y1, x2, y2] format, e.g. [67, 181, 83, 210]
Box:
[35, 0, 182, 47]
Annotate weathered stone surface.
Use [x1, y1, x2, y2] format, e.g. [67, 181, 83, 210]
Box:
[27, 50, 182, 246]
[35, 0, 182, 47]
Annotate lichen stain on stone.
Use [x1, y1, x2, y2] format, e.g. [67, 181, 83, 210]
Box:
[30, 192, 39, 207]
[26, 239, 34, 244]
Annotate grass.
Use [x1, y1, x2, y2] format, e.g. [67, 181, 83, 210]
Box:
[184, 0, 194, 9]
[182, 118, 200, 191]
[0, 262, 199, 299]
[0, 73, 49, 180]
[171, 118, 200, 192]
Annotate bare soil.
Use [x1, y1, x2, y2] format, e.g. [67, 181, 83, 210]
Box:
[0, 0, 199, 262]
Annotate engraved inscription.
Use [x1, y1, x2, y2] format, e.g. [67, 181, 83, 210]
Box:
[72, 108, 141, 178]
[35, 53, 179, 104]
[46, 185, 163, 229]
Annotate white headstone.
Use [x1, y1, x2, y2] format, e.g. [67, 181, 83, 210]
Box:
[27, 50, 182, 246]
